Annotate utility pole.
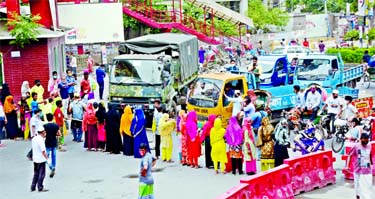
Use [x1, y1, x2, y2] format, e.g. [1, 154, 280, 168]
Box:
[324, 0, 332, 37]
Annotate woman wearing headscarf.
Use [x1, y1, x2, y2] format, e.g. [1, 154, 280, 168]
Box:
[21, 81, 30, 98]
[243, 118, 257, 175]
[186, 111, 201, 168]
[201, 114, 216, 168]
[120, 105, 134, 156]
[20, 97, 31, 140]
[273, 119, 290, 167]
[158, 113, 176, 162]
[96, 102, 106, 151]
[131, 108, 150, 158]
[210, 118, 227, 174]
[1, 83, 11, 104]
[4, 96, 18, 140]
[105, 104, 123, 154]
[225, 116, 244, 175]
[256, 117, 275, 171]
[179, 110, 189, 165]
[82, 100, 98, 151]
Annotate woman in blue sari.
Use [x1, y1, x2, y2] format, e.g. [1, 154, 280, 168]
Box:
[131, 108, 150, 158]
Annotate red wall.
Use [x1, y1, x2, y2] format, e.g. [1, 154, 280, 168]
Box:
[0, 39, 50, 102]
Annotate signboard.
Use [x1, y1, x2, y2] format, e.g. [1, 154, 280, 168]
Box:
[58, 3, 124, 44]
[352, 97, 374, 118]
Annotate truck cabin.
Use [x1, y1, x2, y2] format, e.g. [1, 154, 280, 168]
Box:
[187, 73, 247, 126]
[296, 56, 339, 81]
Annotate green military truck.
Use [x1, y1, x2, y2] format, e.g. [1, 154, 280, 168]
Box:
[109, 33, 199, 126]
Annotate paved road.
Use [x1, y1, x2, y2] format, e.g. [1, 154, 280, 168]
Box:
[1, 70, 373, 199]
[1, 131, 372, 199]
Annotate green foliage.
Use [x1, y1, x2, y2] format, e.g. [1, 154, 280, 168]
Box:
[183, 2, 239, 36]
[326, 48, 375, 63]
[344, 30, 359, 41]
[247, 0, 289, 32]
[4, 12, 40, 48]
[368, 28, 375, 41]
[123, 14, 139, 31]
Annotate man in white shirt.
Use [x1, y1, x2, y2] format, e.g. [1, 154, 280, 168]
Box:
[225, 90, 243, 117]
[322, 90, 342, 135]
[289, 85, 305, 115]
[303, 85, 321, 122]
[340, 96, 358, 121]
[30, 109, 43, 138]
[70, 52, 77, 75]
[31, 126, 48, 192]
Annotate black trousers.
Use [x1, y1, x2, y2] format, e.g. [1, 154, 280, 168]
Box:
[98, 81, 104, 100]
[231, 158, 243, 174]
[155, 134, 161, 157]
[31, 162, 46, 191]
[204, 136, 213, 168]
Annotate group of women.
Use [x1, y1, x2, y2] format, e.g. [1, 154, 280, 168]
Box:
[175, 110, 290, 175]
[82, 102, 151, 159]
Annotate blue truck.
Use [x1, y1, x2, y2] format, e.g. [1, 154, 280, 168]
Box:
[294, 53, 364, 97]
[231, 53, 364, 122]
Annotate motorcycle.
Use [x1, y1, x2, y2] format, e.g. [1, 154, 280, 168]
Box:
[293, 123, 325, 155]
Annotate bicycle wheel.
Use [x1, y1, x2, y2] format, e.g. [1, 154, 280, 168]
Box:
[331, 134, 345, 153]
[363, 74, 371, 89]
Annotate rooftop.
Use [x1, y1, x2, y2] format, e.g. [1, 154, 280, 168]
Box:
[0, 22, 65, 40]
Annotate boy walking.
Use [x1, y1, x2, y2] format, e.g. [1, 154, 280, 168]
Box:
[54, 100, 66, 151]
[31, 126, 49, 192]
[139, 143, 156, 199]
[347, 133, 374, 199]
[69, 93, 84, 142]
[44, 113, 61, 178]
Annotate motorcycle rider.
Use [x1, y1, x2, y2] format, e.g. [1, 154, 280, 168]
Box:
[322, 90, 343, 137]
[302, 85, 321, 122]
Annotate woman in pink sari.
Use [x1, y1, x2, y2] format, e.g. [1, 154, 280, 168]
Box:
[179, 110, 189, 165]
[201, 114, 216, 168]
[243, 118, 257, 175]
[225, 116, 244, 175]
[186, 111, 201, 168]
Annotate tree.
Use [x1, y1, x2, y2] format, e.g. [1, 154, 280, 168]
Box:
[247, 0, 289, 32]
[344, 29, 359, 41]
[4, 12, 41, 48]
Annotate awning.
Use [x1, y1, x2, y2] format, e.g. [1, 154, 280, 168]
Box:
[186, 0, 254, 28]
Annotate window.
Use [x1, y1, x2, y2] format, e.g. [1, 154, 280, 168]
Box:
[332, 59, 338, 70]
[0, 53, 3, 85]
[287, 48, 296, 53]
[53, 47, 58, 72]
[276, 60, 284, 72]
[271, 48, 285, 54]
[295, 47, 303, 53]
[222, 79, 244, 107]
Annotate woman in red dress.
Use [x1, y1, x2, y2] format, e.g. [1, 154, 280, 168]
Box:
[186, 111, 201, 168]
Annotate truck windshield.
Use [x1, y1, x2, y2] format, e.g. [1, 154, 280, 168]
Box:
[188, 78, 223, 108]
[258, 61, 274, 73]
[297, 59, 330, 80]
[111, 59, 162, 84]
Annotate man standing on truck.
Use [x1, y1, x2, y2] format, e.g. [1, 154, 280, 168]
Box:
[249, 57, 262, 88]
[302, 85, 321, 122]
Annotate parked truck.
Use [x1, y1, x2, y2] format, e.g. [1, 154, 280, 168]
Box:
[109, 33, 199, 126]
[188, 54, 365, 126]
[294, 53, 364, 93]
